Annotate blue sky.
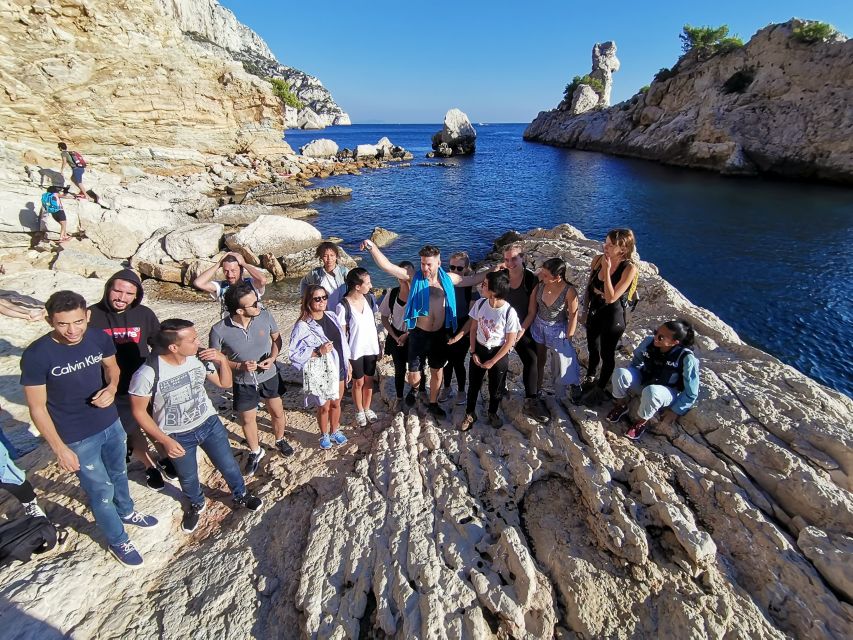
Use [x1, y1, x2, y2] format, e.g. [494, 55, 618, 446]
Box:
[219, 0, 852, 123]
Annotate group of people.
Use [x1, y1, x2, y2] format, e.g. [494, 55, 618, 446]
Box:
[3, 227, 700, 569]
[38, 141, 98, 244]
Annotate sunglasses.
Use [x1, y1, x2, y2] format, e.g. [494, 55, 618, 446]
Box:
[312, 294, 328, 302]
[447, 265, 466, 272]
[242, 300, 260, 309]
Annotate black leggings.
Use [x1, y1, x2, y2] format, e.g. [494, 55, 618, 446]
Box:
[1, 479, 36, 503]
[443, 336, 468, 392]
[466, 343, 509, 415]
[586, 305, 626, 389]
[388, 340, 425, 398]
[514, 332, 540, 398]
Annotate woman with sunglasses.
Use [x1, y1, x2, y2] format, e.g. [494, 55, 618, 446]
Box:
[530, 257, 581, 400]
[289, 285, 352, 449]
[579, 228, 639, 406]
[439, 252, 476, 405]
[605, 319, 699, 440]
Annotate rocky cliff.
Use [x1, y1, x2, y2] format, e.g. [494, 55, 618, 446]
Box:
[157, 0, 351, 127]
[525, 20, 853, 183]
[0, 0, 291, 169]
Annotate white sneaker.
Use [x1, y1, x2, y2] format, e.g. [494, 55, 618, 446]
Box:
[355, 411, 367, 427]
[437, 387, 453, 403]
[22, 500, 47, 519]
[364, 409, 378, 424]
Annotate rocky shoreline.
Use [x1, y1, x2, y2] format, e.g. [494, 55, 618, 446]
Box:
[0, 211, 850, 637]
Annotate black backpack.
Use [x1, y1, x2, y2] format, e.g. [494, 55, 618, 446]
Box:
[0, 516, 57, 565]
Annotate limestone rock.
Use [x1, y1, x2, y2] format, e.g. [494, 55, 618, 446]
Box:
[280, 245, 358, 277]
[370, 226, 398, 247]
[208, 203, 317, 225]
[591, 41, 620, 106]
[431, 108, 477, 156]
[260, 253, 285, 282]
[570, 84, 600, 115]
[162, 223, 224, 261]
[51, 247, 124, 279]
[226, 215, 321, 256]
[297, 108, 325, 130]
[299, 139, 339, 158]
[355, 144, 379, 158]
[136, 259, 184, 284]
[798, 527, 853, 599]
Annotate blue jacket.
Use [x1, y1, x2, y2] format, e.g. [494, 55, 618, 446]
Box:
[631, 336, 700, 415]
[403, 267, 458, 331]
[0, 440, 25, 486]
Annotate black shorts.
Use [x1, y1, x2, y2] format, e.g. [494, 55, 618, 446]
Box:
[232, 373, 285, 412]
[408, 327, 449, 372]
[50, 209, 66, 223]
[350, 355, 378, 379]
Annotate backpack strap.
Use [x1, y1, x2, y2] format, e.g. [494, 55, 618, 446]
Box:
[145, 354, 161, 404]
[340, 298, 352, 335]
[389, 286, 400, 310]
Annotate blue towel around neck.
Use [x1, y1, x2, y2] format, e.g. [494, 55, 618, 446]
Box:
[403, 267, 458, 331]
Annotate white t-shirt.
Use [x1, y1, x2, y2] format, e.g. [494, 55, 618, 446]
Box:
[336, 296, 380, 360]
[128, 356, 217, 435]
[378, 288, 407, 333]
[471, 298, 521, 349]
[319, 272, 346, 310]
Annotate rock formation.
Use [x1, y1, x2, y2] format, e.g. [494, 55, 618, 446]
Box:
[157, 0, 351, 128]
[526, 20, 853, 183]
[1, 223, 850, 638]
[561, 41, 621, 115]
[429, 108, 477, 157]
[299, 139, 339, 159]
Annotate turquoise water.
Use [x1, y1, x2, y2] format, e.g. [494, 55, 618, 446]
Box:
[282, 124, 853, 397]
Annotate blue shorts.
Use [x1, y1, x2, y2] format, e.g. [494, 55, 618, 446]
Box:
[71, 167, 85, 183]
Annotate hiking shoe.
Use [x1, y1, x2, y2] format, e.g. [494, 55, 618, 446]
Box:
[405, 388, 417, 408]
[109, 540, 144, 568]
[145, 467, 165, 491]
[120, 511, 159, 528]
[580, 376, 597, 393]
[234, 493, 263, 511]
[460, 413, 476, 432]
[606, 404, 629, 423]
[455, 391, 467, 406]
[569, 384, 584, 405]
[330, 430, 348, 445]
[438, 387, 453, 403]
[524, 398, 549, 423]
[275, 438, 295, 457]
[626, 420, 649, 441]
[487, 413, 502, 429]
[428, 403, 446, 420]
[245, 448, 266, 476]
[319, 434, 332, 449]
[157, 457, 178, 480]
[580, 386, 609, 408]
[364, 409, 379, 424]
[181, 501, 206, 534]
[355, 411, 368, 427]
[22, 500, 47, 519]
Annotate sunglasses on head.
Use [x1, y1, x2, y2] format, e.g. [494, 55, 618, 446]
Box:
[312, 294, 328, 302]
[447, 265, 465, 272]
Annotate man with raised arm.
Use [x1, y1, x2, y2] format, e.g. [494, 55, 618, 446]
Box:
[192, 252, 267, 315]
[360, 239, 490, 419]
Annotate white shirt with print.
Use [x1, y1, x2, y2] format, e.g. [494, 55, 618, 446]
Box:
[471, 298, 521, 349]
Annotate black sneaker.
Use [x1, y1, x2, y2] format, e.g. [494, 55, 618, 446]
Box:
[145, 467, 165, 491]
[487, 412, 502, 429]
[275, 438, 295, 457]
[234, 493, 263, 511]
[181, 501, 206, 534]
[244, 448, 266, 476]
[157, 457, 179, 480]
[523, 398, 549, 423]
[405, 388, 417, 408]
[428, 403, 446, 420]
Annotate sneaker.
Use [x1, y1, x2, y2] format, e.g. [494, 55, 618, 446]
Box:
[364, 409, 379, 424]
[319, 434, 332, 450]
[569, 384, 584, 405]
[120, 511, 159, 528]
[405, 388, 417, 408]
[606, 404, 629, 423]
[181, 501, 206, 534]
[145, 467, 165, 491]
[330, 430, 348, 445]
[21, 500, 47, 519]
[437, 387, 453, 403]
[524, 397, 549, 423]
[275, 438, 295, 457]
[428, 403, 447, 420]
[234, 493, 263, 511]
[487, 412, 502, 429]
[460, 413, 476, 432]
[109, 540, 144, 568]
[157, 457, 178, 480]
[355, 411, 368, 427]
[580, 376, 597, 393]
[626, 420, 648, 441]
[244, 447, 266, 476]
[455, 391, 467, 406]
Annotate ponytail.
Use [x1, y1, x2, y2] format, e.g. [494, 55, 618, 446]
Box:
[541, 257, 567, 282]
[664, 319, 695, 347]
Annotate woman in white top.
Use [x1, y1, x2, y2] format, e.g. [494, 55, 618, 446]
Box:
[336, 268, 380, 427]
[450, 270, 520, 431]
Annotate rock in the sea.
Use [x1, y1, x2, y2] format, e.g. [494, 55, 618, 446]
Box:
[431, 108, 477, 156]
[299, 139, 339, 158]
[226, 215, 321, 256]
[355, 144, 379, 158]
[298, 108, 326, 130]
[162, 223, 224, 261]
[370, 226, 398, 247]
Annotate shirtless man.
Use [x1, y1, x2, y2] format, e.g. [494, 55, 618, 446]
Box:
[361, 240, 491, 419]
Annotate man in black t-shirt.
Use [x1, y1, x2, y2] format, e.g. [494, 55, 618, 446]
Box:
[21, 290, 158, 568]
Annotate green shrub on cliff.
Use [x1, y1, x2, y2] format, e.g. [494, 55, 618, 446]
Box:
[268, 78, 303, 109]
[792, 22, 838, 43]
[563, 75, 605, 100]
[679, 24, 743, 58]
[653, 67, 677, 83]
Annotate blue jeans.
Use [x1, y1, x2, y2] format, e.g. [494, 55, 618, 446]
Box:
[66, 419, 133, 546]
[611, 366, 677, 421]
[169, 415, 246, 507]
